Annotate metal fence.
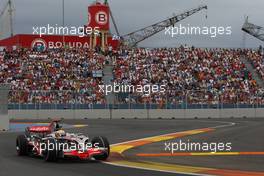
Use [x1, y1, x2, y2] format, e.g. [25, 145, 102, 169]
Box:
[8, 90, 264, 110]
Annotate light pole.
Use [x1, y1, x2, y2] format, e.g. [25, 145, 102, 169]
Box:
[8, 0, 14, 37]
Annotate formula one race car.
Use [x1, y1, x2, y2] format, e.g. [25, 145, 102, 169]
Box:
[16, 120, 110, 162]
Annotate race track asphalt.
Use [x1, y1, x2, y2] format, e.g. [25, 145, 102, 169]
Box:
[0, 119, 263, 176]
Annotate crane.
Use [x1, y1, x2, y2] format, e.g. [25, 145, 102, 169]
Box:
[104, 0, 120, 37]
[242, 17, 264, 42]
[120, 5, 208, 47]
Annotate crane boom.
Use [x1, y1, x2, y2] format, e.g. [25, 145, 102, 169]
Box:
[121, 5, 207, 47]
[105, 0, 120, 36]
[242, 17, 264, 42]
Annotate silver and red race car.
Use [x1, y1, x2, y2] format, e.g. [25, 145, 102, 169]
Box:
[16, 120, 110, 162]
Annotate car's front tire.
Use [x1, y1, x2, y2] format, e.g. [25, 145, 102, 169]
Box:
[43, 138, 58, 162]
[91, 136, 110, 160]
[16, 135, 28, 156]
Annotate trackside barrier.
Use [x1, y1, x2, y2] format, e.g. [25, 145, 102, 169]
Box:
[0, 84, 10, 130]
[7, 90, 264, 119]
[9, 110, 110, 120]
[9, 108, 264, 119]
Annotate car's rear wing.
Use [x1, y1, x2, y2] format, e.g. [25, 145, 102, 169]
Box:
[28, 119, 62, 133]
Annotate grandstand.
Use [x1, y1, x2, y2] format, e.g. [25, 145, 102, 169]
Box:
[246, 48, 264, 80]
[1, 46, 264, 110]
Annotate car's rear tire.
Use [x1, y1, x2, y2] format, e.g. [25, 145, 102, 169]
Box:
[16, 135, 28, 156]
[91, 136, 110, 160]
[43, 138, 58, 162]
[25, 127, 30, 137]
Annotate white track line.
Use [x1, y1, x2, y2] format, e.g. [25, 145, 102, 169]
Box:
[111, 120, 236, 146]
[107, 162, 213, 176]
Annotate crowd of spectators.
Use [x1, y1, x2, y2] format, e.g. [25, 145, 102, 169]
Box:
[1, 46, 264, 106]
[245, 48, 264, 80]
[113, 46, 264, 105]
[0, 48, 106, 104]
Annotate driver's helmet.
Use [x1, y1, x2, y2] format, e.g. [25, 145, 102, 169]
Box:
[55, 130, 66, 138]
[53, 121, 62, 131]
